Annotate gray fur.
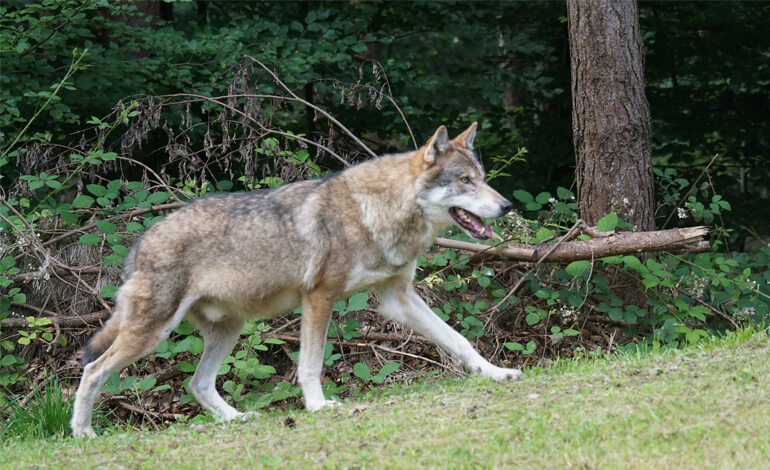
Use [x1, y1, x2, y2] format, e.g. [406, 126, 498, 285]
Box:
[70, 123, 521, 438]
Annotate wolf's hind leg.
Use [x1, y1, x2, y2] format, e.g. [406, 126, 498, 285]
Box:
[189, 313, 246, 421]
[71, 322, 172, 438]
[71, 292, 196, 438]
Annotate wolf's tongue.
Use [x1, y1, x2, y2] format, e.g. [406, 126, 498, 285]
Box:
[449, 207, 492, 240]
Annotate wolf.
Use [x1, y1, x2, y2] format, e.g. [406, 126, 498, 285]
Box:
[70, 122, 521, 438]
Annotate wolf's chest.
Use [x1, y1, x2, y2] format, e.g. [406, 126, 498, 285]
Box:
[342, 261, 414, 295]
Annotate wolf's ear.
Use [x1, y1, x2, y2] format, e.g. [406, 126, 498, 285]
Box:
[452, 122, 478, 150]
[422, 125, 449, 167]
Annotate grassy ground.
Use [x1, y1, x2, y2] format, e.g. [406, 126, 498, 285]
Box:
[2, 329, 769, 469]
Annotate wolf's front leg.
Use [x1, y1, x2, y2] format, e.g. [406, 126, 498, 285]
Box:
[377, 282, 521, 381]
[298, 285, 341, 411]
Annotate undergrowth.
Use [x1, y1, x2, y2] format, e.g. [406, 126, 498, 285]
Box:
[1, 41, 769, 437]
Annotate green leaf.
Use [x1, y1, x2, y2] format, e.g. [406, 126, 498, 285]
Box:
[622, 255, 643, 271]
[12, 293, 26, 304]
[513, 189, 533, 204]
[177, 361, 197, 373]
[353, 362, 371, 380]
[525, 312, 541, 326]
[136, 377, 157, 391]
[87, 184, 107, 197]
[596, 212, 618, 232]
[103, 255, 124, 266]
[147, 192, 171, 204]
[99, 285, 118, 298]
[102, 373, 121, 394]
[72, 195, 94, 207]
[565, 260, 591, 277]
[535, 192, 552, 205]
[504, 342, 524, 351]
[1, 256, 16, 270]
[105, 234, 123, 245]
[174, 321, 195, 335]
[378, 362, 401, 377]
[79, 233, 102, 245]
[525, 201, 543, 211]
[96, 220, 117, 235]
[126, 222, 144, 231]
[347, 292, 369, 312]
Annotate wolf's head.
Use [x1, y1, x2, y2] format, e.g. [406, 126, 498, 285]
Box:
[413, 123, 512, 240]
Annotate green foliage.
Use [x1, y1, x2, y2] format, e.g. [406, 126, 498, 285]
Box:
[352, 362, 401, 384]
[1, 375, 111, 440]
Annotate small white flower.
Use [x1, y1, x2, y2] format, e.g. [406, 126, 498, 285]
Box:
[622, 197, 629, 205]
[17, 238, 25, 245]
[43, 272, 50, 281]
[548, 197, 556, 204]
[677, 207, 687, 219]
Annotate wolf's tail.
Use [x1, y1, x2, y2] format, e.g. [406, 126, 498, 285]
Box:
[81, 316, 120, 366]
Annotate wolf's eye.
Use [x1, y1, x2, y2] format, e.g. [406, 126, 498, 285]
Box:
[461, 176, 471, 184]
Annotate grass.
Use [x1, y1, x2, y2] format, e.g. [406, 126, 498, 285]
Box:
[2, 328, 769, 469]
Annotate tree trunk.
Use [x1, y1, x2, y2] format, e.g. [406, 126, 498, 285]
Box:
[567, 0, 654, 231]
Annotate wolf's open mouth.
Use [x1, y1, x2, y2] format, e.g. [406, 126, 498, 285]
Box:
[449, 207, 492, 240]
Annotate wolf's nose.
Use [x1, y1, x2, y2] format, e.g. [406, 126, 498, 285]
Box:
[500, 199, 513, 215]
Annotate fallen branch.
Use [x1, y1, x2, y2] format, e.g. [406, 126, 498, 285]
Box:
[0, 309, 109, 328]
[436, 226, 710, 263]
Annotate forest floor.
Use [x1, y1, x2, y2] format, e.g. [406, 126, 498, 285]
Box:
[2, 328, 769, 469]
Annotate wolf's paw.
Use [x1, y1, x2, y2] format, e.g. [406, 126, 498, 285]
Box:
[479, 365, 522, 382]
[71, 425, 97, 439]
[234, 411, 260, 423]
[306, 399, 341, 412]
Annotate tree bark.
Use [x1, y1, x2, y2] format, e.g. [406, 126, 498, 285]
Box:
[567, 0, 654, 231]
